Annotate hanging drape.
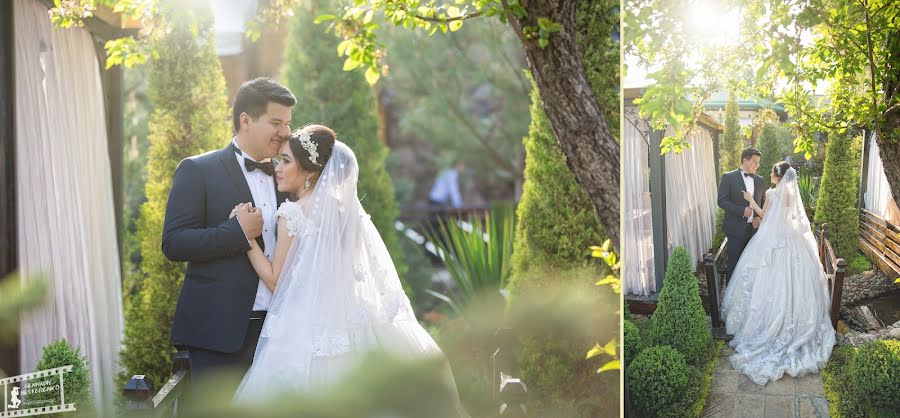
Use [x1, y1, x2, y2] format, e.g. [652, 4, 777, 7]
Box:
[622, 111, 655, 296]
[14, 0, 124, 411]
[864, 132, 898, 224]
[665, 126, 718, 268]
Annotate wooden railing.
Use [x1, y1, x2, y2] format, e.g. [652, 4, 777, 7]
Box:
[397, 205, 491, 224]
[816, 224, 847, 327]
[125, 335, 527, 417]
[858, 208, 900, 277]
[123, 351, 191, 417]
[703, 223, 846, 333]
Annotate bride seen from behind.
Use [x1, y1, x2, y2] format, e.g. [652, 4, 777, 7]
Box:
[230, 124, 469, 416]
[722, 161, 836, 386]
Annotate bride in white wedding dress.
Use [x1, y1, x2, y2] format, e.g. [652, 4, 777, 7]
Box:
[230, 125, 468, 416]
[722, 162, 836, 386]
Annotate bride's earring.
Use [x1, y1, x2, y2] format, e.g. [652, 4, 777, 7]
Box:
[304, 177, 311, 191]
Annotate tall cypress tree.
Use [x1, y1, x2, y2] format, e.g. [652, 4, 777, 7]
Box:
[814, 133, 862, 261]
[281, 0, 406, 279]
[721, 90, 742, 174]
[118, 1, 231, 388]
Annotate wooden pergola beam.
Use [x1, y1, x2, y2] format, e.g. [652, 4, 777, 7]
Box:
[649, 129, 668, 292]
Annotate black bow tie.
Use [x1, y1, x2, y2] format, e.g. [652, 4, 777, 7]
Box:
[743, 172, 753, 178]
[233, 142, 275, 176]
[244, 158, 274, 176]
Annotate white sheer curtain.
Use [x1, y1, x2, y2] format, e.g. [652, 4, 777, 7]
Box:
[14, 0, 124, 412]
[622, 109, 655, 296]
[664, 127, 718, 267]
[864, 132, 896, 221]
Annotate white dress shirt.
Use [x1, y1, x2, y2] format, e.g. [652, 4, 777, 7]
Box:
[233, 138, 277, 311]
[428, 169, 463, 208]
[740, 169, 755, 223]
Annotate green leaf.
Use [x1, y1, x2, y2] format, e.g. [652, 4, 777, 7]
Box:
[337, 40, 351, 57]
[597, 360, 620, 373]
[449, 20, 463, 32]
[539, 38, 549, 48]
[314, 14, 337, 24]
[586, 342, 604, 359]
[364, 66, 380, 85]
[343, 58, 362, 71]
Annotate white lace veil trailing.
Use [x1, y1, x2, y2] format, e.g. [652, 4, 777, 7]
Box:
[234, 141, 467, 414]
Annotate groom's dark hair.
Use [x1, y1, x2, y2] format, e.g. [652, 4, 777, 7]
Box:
[232, 77, 297, 133]
[741, 147, 762, 162]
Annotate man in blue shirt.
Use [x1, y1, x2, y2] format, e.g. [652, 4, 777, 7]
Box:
[428, 161, 465, 208]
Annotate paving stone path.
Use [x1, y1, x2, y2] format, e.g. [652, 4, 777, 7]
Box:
[701, 345, 831, 418]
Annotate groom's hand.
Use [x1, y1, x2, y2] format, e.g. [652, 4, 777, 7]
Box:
[744, 207, 753, 218]
[236, 202, 264, 240]
[752, 217, 761, 229]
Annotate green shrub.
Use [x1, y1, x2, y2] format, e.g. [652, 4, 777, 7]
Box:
[281, 0, 406, 281]
[623, 319, 641, 367]
[32, 339, 93, 417]
[627, 345, 690, 418]
[118, 2, 231, 389]
[720, 90, 742, 174]
[849, 339, 900, 413]
[650, 247, 712, 365]
[849, 252, 872, 274]
[814, 133, 862, 261]
[711, 208, 725, 253]
[823, 346, 868, 418]
[511, 266, 619, 417]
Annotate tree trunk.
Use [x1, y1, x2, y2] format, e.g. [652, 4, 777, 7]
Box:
[507, 0, 620, 246]
[877, 32, 900, 206]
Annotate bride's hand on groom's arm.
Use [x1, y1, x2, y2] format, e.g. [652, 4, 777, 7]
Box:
[232, 203, 263, 242]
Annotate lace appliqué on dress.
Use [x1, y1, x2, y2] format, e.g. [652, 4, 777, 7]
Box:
[275, 200, 316, 238]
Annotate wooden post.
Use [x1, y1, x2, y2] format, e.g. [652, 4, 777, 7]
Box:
[123, 375, 154, 410]
[819, 224, 829, 269]
[498, 374, 527, 417]
[0, 0, 19, 378]
[491, 328, 516, 401]
[831, 259, 846, 327]
[703, 253, 722, 328]
[859, 130, 871, 212]
[649, 129, 668, 292]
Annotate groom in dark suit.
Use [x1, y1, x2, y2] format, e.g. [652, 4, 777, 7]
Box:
[718, 147, 766, 281]
[162, 77, 294, 384]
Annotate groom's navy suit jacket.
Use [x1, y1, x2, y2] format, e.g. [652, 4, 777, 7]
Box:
[162, 144, 288, 353]
[717, 168, 766, 238]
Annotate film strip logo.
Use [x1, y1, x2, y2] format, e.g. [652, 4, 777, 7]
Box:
[1, 365, 76, 417]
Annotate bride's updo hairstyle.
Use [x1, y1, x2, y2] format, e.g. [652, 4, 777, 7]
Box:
[288, 124, 336, 173]
[772, 161, 793, 178]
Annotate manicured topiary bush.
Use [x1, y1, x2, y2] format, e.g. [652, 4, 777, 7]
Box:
[650, 247, 712, 365]
[627, 345, 690, 418]
[32, 339, 93, 417]
[623, 319, 641, 367]
[848, 339, 900, 413]
[814, 133, 862, 261]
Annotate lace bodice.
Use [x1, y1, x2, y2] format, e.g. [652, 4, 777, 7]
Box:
[275, 200, 315, 238]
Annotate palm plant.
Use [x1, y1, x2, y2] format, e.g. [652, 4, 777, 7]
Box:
[423, 203, 516, 316]
[797, 170, 821, 219]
